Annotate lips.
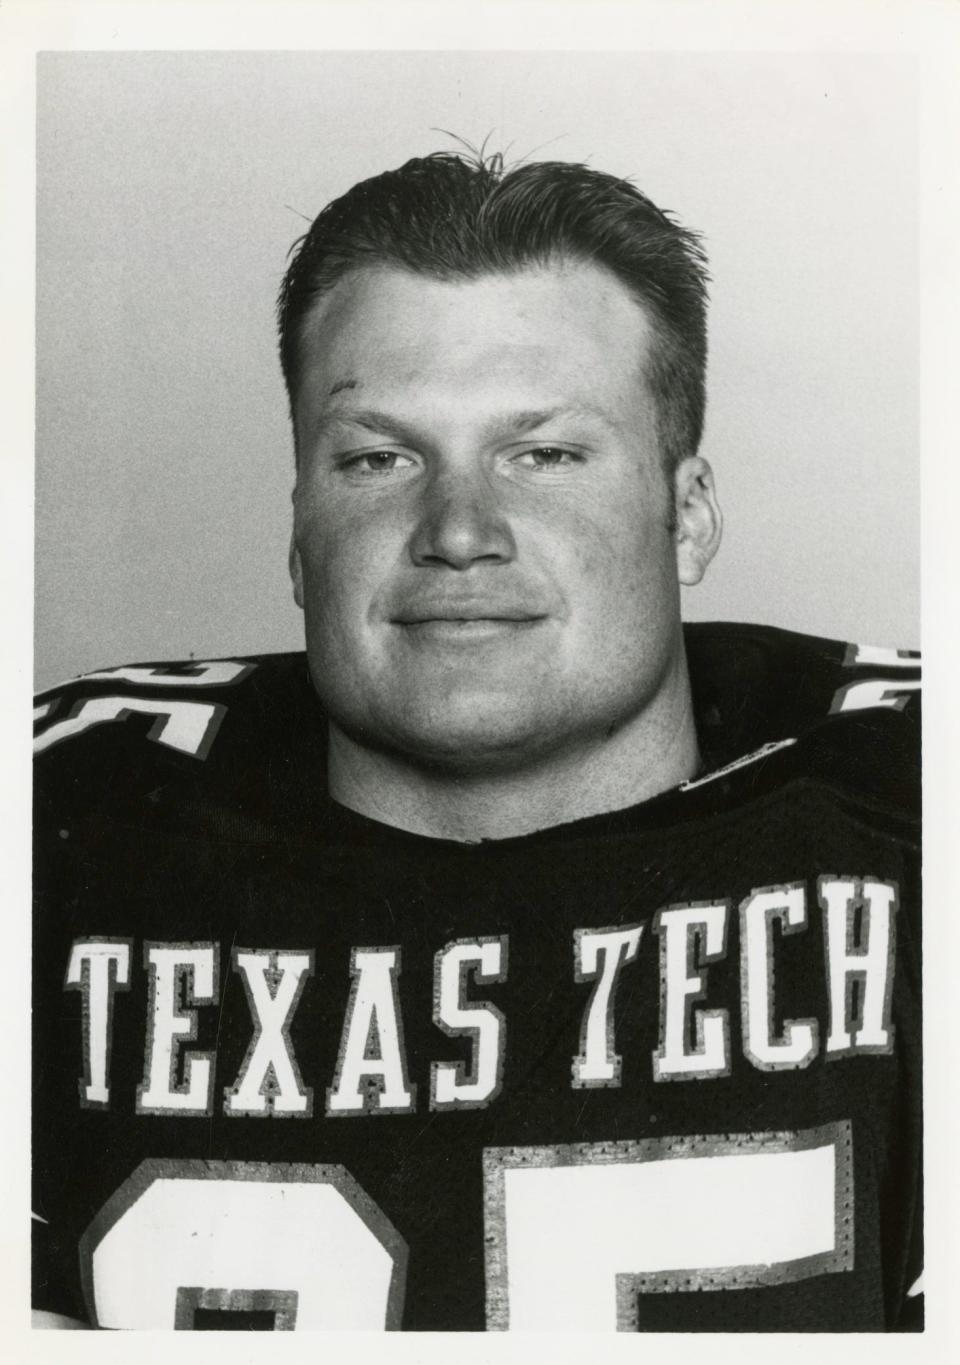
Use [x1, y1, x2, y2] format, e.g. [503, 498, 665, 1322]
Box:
[393, 617, 545, 647]
[394, 612, 544, 625]
[388, 601, 549, 647]
[391, 602, 547, 625]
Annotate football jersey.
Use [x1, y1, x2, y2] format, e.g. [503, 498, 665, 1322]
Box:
[32, 622, 922, 1331]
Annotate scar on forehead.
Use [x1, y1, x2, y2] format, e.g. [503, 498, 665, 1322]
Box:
[329, 378, 359, 397]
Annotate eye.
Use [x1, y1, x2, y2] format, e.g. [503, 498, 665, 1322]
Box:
[345, 451, 417, 476]
[511, 446, 584, 471]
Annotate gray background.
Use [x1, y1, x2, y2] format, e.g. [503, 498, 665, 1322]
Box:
[34, 50, 919, 691]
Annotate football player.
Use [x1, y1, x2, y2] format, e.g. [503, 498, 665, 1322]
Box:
[33, 151, 921, 1330]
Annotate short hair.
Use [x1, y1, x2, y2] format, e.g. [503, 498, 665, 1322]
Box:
[277, 151, 710, 473]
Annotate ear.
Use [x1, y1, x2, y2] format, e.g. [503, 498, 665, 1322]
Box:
[289, 529, 305, 609]
[673, 456, 722, 586]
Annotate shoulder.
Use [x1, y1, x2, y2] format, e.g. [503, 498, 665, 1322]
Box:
[33, 652, 326, 838]
[685, 621, 920, 732]
[685, 621, 920, 824]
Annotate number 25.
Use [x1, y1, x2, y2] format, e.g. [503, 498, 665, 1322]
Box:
[81, 1123, 852, 1330]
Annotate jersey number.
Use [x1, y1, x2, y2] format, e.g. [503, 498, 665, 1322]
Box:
[831, 643, 921, 714]
[80, 1123, 851, 1330]
[34, 662, 253, 759]
[80, 1162, 407, 1330]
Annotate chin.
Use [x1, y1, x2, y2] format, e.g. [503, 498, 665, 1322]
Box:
[369, 698, 570, 775]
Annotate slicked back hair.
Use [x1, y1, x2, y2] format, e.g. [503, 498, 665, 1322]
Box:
[277, 152, 710, 474]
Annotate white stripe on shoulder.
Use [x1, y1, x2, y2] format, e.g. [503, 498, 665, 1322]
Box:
[681, 738, 798, 793]
[49, 660, 253, 693]
[844, 642, 921, 670]
[35, 658, 256, 700]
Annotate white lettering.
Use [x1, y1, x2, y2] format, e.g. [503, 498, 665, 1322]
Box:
[820, 877, 897, 1054]
[137, 944, 218, 1114]
[431, 938, 507, 1109]
[653, 903, 730, 1080]
[572, 925, 643, 1087]
[740, 886, 818, 1070]
[225, 950, 314, 1117]
[64, 940, 131, 1106]
[327, 948, 415, 1114]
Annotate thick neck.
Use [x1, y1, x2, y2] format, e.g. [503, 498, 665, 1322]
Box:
[325, 652, 701, 842]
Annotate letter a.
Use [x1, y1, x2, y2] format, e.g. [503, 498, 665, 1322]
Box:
[327, 947, 416, 1115]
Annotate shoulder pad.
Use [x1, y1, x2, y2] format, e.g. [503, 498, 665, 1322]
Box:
[34, 653, 328, 838]
[686, 623, 920, 826]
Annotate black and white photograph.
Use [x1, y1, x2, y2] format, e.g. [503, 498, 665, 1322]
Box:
[4, 0, 956, 1349]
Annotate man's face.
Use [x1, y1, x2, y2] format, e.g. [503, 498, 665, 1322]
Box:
[291, 262, 697, 773]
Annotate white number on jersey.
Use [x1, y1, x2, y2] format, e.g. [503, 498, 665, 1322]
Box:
[80, 1161, 407, 1329]
[484, 1123, 852, 1329]
[831, 642, 921, 715]
[34, 696, 226, 758]
[80, 1124, 852, 1329]
[34, 660, 253, 758]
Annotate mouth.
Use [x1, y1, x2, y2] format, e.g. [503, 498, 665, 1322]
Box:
[392, 614, 547, 642]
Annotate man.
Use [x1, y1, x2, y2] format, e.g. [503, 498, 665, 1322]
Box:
[33, 151, 921, 1330]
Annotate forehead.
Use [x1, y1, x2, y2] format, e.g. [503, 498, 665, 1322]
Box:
[293, 263, 657, 435]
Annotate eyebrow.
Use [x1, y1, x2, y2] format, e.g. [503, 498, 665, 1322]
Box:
[309, 403, 616, 445]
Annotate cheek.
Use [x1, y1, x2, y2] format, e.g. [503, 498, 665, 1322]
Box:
[551, 502, 674, 621]
[295, 510, 385, 628]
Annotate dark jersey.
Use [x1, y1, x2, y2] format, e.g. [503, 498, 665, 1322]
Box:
[32, 622, 922, 1331]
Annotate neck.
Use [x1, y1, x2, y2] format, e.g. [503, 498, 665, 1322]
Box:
[326, 660, 701, 843]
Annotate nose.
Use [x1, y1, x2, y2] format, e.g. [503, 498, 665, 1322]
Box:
[408, 466, 516, 570]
